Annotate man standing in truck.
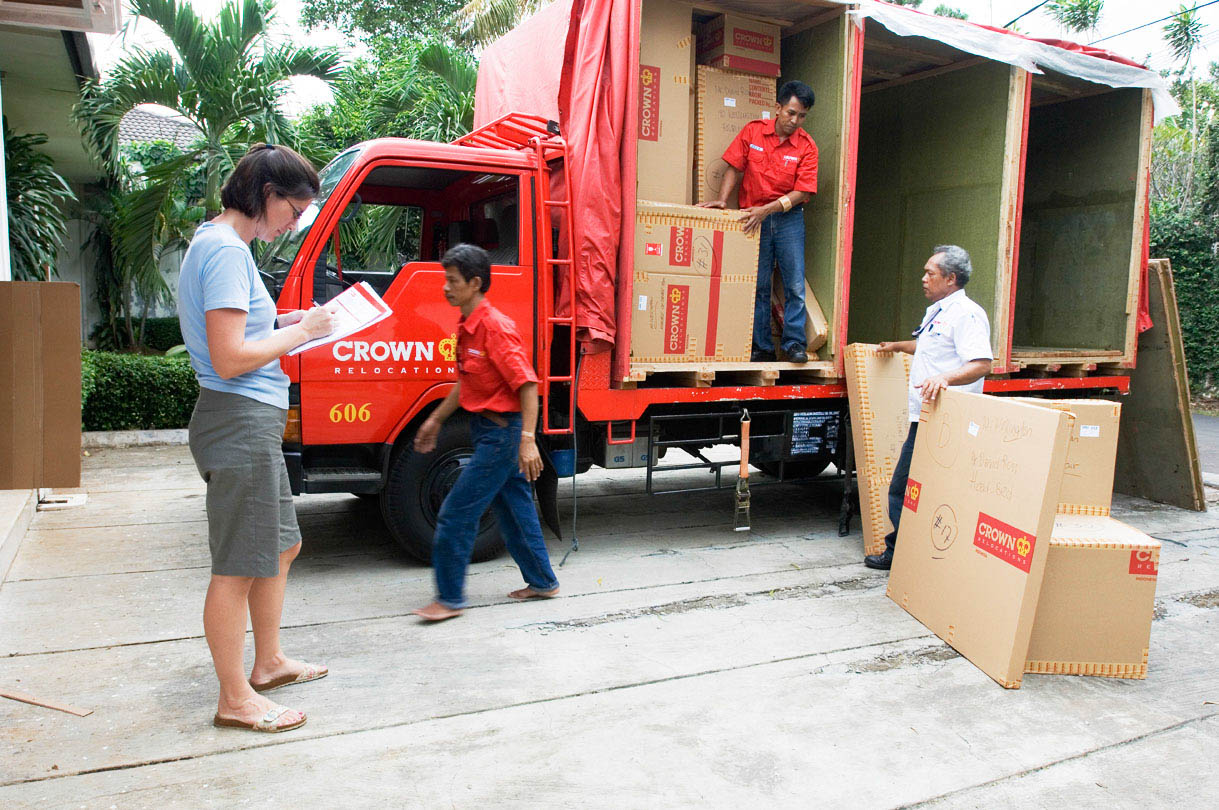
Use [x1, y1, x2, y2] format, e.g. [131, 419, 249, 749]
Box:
[864, 246, 994, 571]
[411, 244, 560, 621]
[700, 80, 818, 364]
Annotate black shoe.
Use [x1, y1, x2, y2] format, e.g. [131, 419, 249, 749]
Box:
[864, 550, 893, 570]
[788, 348, 809, 364]
[751, 350, 776, 362]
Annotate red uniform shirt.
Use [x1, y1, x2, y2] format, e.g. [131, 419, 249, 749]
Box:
[456, 298, 539, 414]
[721, 118, 818, 209]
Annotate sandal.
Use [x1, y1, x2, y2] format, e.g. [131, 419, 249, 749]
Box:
[213, 706, 306, 733]
[250, 662, 328, 693]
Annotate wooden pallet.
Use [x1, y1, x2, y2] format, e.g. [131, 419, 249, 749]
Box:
[1011, 347, 1127, 370]
[626, 360, 838, 389]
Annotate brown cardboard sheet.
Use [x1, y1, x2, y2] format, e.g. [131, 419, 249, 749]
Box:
[638, 0, 696, 204]
[1026, 514, 1159, 679]
[887, 390, 1074, 688]
[630, 201, 758, 362]
[843, 344, 912, 556]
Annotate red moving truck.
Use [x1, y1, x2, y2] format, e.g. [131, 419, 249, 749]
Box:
[260, 1, 1162, 563]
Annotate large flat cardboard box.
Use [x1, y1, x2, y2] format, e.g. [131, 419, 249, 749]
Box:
[0, 281, 82, 489]
[1026, 514, 1159, 679]
[1011, 398, 1121, 515]
[695, 66, 776, 206]
[631, 201, 757, 362]
[888, 391, 1074, 689]
[638, 0, 696, 204]
[844, 344, 912, 556]
[696, 13, 781, 77]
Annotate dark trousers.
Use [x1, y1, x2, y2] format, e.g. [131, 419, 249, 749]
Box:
[884, 422, 919, 554]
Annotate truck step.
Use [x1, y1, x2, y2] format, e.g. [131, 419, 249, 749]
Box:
[301, 467, 382, 495]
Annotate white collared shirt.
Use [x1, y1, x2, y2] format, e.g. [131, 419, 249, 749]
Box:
[908, 288, 993, 421]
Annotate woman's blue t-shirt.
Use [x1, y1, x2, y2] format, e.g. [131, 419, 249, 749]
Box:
[177, 222, 288, 409]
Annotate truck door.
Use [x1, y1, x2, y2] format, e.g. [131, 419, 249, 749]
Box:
[296, 160, 536, 448]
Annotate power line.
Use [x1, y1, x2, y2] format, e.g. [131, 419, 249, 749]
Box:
[1089, 1, 1219, 46]
[1005, 1, 1050, 29]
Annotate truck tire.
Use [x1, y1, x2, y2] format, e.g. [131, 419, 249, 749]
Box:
[381, 415, 505, 565]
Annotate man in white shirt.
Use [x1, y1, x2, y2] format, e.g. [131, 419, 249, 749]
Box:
[864, 245, 994, 570]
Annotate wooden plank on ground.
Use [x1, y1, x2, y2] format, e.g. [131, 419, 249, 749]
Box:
[0, 688, 92, 717]
[1112, 259, 1205, 511]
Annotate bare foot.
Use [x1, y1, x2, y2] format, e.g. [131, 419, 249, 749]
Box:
[215, 692, 304, 730]
[250, 655, 328, 691]
[412, 601, 463, 622]
[508, 586, 560, 600]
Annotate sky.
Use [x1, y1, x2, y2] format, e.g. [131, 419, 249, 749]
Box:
[87, 0, 1216, 120]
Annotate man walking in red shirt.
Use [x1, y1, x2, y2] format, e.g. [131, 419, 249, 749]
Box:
[700, 81, 818, 363]
[412, 244, 560, 621]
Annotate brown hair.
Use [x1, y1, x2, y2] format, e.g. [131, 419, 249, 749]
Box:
[220, 143, 320, 218]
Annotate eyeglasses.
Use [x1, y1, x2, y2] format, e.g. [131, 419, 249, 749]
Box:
[286, 199, 306, 221]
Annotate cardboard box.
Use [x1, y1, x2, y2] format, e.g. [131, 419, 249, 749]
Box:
[887, 391, 1074, 688]
[0, 282, 82, 489]
[1026, 514, 1159, 679]
[631, 201, 758, 362]
[638, 0, 696, 204]
[1011, 398, 1121, 515]
[696, 13, 781, 77]
[695, 66, 776, 206]
[770, 276, 829, 355]
[844, 344, 913, 557]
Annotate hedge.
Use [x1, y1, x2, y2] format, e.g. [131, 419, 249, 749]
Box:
[82, 351, 199, 431]
[89, 316, 184, 352]
[1150, 209, 1219, 396]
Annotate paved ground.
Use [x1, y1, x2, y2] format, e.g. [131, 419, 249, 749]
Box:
[1, 445, 1217, 808]
[1192, 414, 1219, 475]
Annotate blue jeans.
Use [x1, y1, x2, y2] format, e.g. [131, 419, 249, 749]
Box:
[432, 412, 559, 609]
[754, 206, 807, 354]
[884, 422, 919, 554]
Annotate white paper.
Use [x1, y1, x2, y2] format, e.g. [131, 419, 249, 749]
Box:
[723, 97, 737, 107]
[1080, 424, 1101, 438]
[638, 295, 648, 311]
[761, 111, 771, 119]
[288, 281, 393, 356]
[968, 421, 980, 437]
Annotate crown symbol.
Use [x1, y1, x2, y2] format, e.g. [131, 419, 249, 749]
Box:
[641, 69, 654, 86]
[909, 484, 919, 500]
[1016, 537, 1031, 557]
[669, 288, 683, 303]
[439, 334, 457, 362]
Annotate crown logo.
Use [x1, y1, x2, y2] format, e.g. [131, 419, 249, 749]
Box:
[1016, 537, 1031, 557]
[669, 288, 683, 303]
[439, 334, 457, 362]
[908, 484, 919, 500]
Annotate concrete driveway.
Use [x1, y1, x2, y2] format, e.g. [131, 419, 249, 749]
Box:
[1, 445, 1217, 808]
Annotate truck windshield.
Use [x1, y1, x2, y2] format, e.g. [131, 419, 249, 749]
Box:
[258, 146, 362, 299]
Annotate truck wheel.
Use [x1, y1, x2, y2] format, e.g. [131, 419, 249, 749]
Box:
[381, 415, 505, 565]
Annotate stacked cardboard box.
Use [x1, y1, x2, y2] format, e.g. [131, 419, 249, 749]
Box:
[887, 391, 1160, 687]
[694, 66, 776, 207]
[630, 201, 757, 362]
[638, 0, 696, 204]
[696, 13, 781, 77]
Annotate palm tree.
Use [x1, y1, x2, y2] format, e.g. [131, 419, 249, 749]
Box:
[1165, 4, 1207, 157]
[458, 0, 553, 46]
[72, 0, 343, 301]
[1045, 0, 1104, 37]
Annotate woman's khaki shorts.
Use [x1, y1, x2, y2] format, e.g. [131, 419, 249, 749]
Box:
[188, 388, 302, 577]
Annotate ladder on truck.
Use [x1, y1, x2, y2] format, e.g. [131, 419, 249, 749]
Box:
[454, 114, 578, 436]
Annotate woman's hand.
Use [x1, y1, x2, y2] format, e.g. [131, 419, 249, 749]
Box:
[278, 309, 306, 327]
[299, 306, 334, 339]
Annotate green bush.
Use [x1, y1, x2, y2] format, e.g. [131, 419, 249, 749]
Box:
[141, 317, 185, 352]
[1150, 208, 1219, 396]
[82, 350, 199, 431]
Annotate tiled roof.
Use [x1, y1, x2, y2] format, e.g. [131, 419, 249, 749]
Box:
[118, 108, 200, 149]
